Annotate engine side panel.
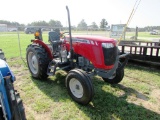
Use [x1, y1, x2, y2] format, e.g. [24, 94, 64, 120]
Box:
[65, 36, 116, 70]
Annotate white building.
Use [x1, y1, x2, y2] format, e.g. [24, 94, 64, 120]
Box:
[0, 24, 7, 32]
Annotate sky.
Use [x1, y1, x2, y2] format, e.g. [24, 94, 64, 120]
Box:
[0, 0, 160, 28]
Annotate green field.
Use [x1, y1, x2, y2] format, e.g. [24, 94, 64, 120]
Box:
[0, 32, 160, 120]
[126, 32, 160, 40]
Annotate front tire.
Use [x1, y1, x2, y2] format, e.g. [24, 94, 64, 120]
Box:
[26, 45, 51, 79]
[102, 62, 124, 84]
[66, 69, 94, 105]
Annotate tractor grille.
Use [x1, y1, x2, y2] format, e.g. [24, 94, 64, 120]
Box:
[102, 46, 118, 66]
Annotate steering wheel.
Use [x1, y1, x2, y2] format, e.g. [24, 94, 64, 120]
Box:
[60, 32, 69, 38]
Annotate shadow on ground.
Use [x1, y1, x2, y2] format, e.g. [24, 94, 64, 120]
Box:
[85, 78, 160, 120]
[32, 72, 160, 120]
[112, 84, 149, 101]
[31, 72, 69, 102]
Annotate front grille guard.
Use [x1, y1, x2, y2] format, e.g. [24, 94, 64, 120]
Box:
[95, 53, 129, 79]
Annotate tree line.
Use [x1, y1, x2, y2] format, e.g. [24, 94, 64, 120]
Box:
[0, 19, 160, 31]
[77, 19, 108, 30]
[0, 19, 108, 30]
[0, 20, 25, 27]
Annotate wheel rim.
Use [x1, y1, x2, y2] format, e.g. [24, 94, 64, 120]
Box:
[69, 78, 83, 98]
[28, 52, 38, 74]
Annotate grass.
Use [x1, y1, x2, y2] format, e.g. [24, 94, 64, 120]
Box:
[126, 32, 160, 40]
[0, 32, 160, 120]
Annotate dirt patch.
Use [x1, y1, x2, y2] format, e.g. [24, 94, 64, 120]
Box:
[128, 96, 160, 114]
[126, 88, 160, 114]
[151, 89, 160, 101]
[117, 84, 160, 114]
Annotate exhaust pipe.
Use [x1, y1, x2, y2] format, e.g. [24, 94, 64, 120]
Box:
[66, 6, 73, 49]
[66, 6, 74, 67]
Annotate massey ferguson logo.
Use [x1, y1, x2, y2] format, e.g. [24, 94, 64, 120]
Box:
[66, 37, 99, 46]
[73, 38, 90, 44]
[66, 38, 90, 44]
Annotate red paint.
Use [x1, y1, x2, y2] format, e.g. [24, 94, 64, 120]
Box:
[32, 40, 53, 60]
[32, 35, 117, 70]
[65, 35, 116, 70]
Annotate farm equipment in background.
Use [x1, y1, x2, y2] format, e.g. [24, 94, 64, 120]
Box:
[0, 49, 26, 120]
[26, 6, 129, 105]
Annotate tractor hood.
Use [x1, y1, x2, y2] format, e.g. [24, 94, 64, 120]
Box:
[65, 35, 118, 70]
[66, 35, 117, 43]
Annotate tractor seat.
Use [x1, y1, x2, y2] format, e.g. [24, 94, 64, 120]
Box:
[48, 31, 60, 42]
[48, 31, 61, 56]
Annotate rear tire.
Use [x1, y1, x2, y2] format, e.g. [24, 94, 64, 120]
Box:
[0, 105, 4, 120]
[102, 62, 124, 84]
[26, 45, 51, 79]
[66, 69, 94, 105]
[5, 78, 26, 120]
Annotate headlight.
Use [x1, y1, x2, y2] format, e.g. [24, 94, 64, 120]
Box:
[102, 43, 114, 48]
[34, 31, 40, 37]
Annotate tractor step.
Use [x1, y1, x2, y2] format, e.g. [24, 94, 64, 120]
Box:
[47, 61, 58, 76]
[47, 65, 57, 76]
[47, 59, 70, 76]
[47, 65, 71, 76]
[47, 72, 54, 76]
[49, 66, 56, 69]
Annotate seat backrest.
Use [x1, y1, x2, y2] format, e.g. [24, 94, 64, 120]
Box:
[48, 31, 60, 42]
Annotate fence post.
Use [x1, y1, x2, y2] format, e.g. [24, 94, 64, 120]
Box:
[135, 26, 138, 41]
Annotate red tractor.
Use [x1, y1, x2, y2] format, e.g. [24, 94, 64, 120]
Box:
[26, 6, 129, 105]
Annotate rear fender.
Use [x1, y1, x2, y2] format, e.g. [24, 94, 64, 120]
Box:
[0, 59, 15, 81]
[32, 40, 53, 60]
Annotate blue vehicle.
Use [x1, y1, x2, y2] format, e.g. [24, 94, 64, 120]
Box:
[0, 49, 26, 120]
